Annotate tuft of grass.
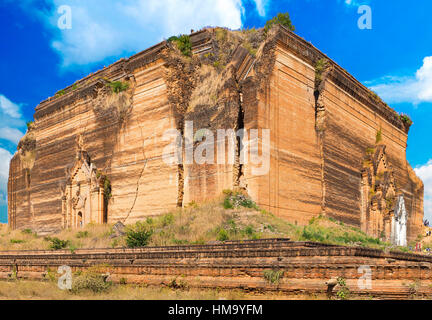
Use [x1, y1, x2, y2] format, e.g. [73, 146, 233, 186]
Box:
[55, 89, 65, 97]
[263, 269, 284, 285]
[223, 191, 259, 210]
[376, 129, 383, 144]
[400, 113, 413, 126]
[365, 147, 375, 156]
[76, 231, 89, 239]
[21, 228, 33, 235]
[25, 122, 34, 131]
[10, 239, 25, 244]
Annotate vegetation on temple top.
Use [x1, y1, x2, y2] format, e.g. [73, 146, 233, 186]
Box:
[106, 80, 129, 94]
[400, 113, 413, 126]
[315, 58, 329, 89]
[55, 89, 66, 97]
[168, 34, 192, 57]
[264, 12, 295, 33]
[26, 121, 34, 131]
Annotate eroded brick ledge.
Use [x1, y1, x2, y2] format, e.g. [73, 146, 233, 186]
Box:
[0, 239, 431, 299]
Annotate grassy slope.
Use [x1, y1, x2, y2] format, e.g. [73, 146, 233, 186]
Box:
[0, 193, 411, 252]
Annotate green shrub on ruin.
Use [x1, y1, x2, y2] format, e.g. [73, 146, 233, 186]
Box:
[26, 121, 34, 131]
[315, 58, 328, 79]
[55, 89, 66, 97]
[243, 225, 260, 240]
[217, 228, 229, 241]
[106, 80, 129, 94]
[125, 222, 153, 248]
[45, 237, 70, 250]
[264, 12, 295, 33]
[336, 277, 350, 300]
[168, 34, 192, 57]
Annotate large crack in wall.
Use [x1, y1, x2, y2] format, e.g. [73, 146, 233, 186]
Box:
[314, 58, 332, 216]
[163, 47, 200, 207]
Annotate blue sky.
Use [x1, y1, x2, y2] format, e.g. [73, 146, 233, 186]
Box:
[0, 0, 431, 223]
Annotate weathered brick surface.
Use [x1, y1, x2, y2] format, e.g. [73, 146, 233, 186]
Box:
[8, 27, 423, 243]
[0, 240, 431, 299]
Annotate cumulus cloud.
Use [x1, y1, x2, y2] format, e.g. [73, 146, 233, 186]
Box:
[0, 127, 24, 145]
[21, 0, 248, 68]
[0, 94, 25, 145]
[367, 56, 432, 104]
[252, 0, 269, 16]
[0, 94, 22, 119]
[415, 160, 432, 222]
[0, 148, 13, 206]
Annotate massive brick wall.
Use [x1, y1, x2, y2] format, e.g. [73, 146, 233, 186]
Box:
[8, 26, 423, 240]
[244, 29, 423, 241]
[8, 47, 180, 233]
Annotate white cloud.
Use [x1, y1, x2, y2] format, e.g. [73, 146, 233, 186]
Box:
[415, 160, 432, 222]
[252, 0, 269, 16]
[22, 0, 246, 68]
[0, 94, 22, 119]
[367, 56, 432, 104]
[0, 193, 6, 206]
[0, 127, 24, 145]
[343, 0, 371, 6]
[0, 94, 25, 148]
[0, 148, 13, 207]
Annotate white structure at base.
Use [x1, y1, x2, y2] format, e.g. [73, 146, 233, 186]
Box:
[391, 195, 407, 247]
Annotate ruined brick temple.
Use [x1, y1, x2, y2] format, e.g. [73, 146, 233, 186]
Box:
[8, 26, 424, 244]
